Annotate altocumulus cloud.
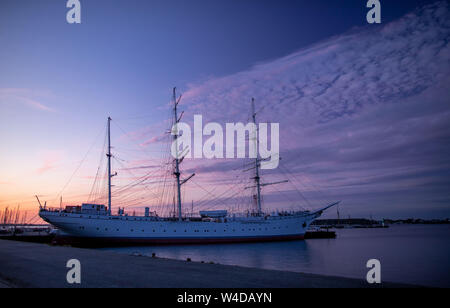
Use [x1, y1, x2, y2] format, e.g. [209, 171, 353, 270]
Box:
[177, 1, 450, 218]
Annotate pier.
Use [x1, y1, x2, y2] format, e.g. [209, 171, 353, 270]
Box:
[0, 240, 416, 288]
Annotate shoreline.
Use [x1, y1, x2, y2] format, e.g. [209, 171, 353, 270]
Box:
[0, 239, 418, 288]
[0, 278, 14, 288]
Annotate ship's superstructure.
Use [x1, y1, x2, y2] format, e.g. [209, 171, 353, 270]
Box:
[39, 88, 339, 245]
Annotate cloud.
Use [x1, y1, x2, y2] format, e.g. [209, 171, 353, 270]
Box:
[119, 165, 159, 171]
[140, 133, 168, 147]
[168, 1, 450, 218]
[0, 88, 56, 112]
[182, 2, 449, 124]
[36, 150, 64, 175]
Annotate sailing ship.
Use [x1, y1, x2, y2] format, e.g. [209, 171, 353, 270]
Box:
[39, 88, 339, 245]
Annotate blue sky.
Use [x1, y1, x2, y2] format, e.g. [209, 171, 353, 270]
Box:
[0, 0, 449, 220]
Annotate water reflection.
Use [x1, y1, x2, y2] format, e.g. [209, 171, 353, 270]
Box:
[101, 225, 450, 287]
[103, 240, 313, 273]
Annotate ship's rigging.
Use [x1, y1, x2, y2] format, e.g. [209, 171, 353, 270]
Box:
[37, 89, 336, 219]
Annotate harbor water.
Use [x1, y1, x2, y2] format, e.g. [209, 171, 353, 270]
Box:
[101, 224, 450, 287]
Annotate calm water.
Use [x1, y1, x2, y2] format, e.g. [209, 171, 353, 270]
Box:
[101, 224, 450, 287]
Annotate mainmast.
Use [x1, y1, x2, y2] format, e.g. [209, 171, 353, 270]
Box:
[107, 116, 112, 215]
[173, 88, 183, 221]
[251, 98, 263, 215]
[247, 98, 287, 215]
[171, 88, 195, 221]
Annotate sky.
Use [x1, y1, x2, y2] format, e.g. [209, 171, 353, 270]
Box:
[0, 0, 449, 221]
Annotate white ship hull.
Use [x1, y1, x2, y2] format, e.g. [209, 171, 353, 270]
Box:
[39, 210, 319, 245]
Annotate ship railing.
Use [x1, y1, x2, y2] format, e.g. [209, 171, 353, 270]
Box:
[41, 207, 83, 214]
[40, 207, 61, 212]
[229, 210, 310, 218]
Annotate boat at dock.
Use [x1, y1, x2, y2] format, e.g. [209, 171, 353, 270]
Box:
[39, 89, 339, 245]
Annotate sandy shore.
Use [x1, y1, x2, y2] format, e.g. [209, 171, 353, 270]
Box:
[0, 239, 415, 288]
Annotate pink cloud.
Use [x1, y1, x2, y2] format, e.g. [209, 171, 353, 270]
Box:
[140, 133, 168, 146]
[0, 88, 56, 112]
[35, 150, 64, 175]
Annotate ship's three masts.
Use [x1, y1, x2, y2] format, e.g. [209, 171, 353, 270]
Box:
[38, 88, 341, 245]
